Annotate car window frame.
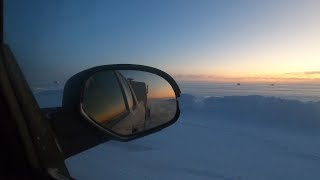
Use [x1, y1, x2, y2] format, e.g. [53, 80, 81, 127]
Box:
[116, 71, 138, 110]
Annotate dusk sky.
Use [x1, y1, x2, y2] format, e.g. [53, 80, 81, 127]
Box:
[4, 0, 320, 84]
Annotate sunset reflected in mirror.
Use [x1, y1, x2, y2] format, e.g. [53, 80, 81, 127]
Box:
[82, 70, 177, 136]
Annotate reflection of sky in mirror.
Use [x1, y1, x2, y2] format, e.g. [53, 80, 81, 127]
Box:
[119, 70, 175, 99]
[83, 71, 127, 123]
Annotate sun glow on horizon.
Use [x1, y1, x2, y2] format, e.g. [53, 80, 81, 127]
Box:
[169, 47, 320, 84]
[173, 71, 320, 84]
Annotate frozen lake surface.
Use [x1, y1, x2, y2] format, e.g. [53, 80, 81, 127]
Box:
[179, 81, 320, 102]
[34, 83, 320, 180]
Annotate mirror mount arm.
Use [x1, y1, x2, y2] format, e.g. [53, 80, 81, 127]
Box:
[44, 108, 111, 158]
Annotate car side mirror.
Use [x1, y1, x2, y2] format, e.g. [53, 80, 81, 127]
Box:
[62, 64, 181, 141]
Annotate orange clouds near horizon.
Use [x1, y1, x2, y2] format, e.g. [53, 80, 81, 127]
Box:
[173, 71, 320, 84]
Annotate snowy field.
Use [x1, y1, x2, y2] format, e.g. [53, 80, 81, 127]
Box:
[34, 83, 320, 180]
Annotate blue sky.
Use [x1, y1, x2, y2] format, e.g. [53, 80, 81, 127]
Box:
[4, 0, 320, 84]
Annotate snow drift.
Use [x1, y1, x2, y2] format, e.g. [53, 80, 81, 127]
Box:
[180, 94, 320, 134]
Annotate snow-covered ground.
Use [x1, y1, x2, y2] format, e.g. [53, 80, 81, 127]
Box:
[34, 84, 320, 180]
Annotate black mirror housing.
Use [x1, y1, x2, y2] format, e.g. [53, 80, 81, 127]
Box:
[62, 64, 181, 141]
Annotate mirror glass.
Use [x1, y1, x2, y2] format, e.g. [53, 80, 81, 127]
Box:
[81, 70, 177, 136]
